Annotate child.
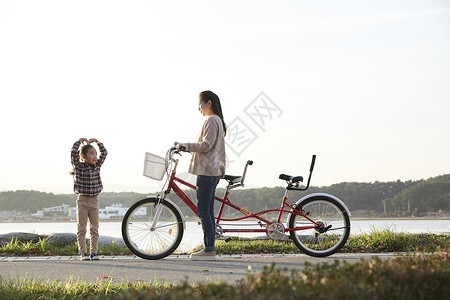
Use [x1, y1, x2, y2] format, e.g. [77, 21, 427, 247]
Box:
[71, 138, 108, 261]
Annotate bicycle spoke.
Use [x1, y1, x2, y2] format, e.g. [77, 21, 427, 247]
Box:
[327, 226, 348, 231]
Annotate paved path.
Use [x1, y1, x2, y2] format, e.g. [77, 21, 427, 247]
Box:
[0, 253, 396, 285]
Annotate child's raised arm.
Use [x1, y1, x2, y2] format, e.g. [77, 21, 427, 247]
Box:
[95, 139, 108, 167]
[71, 139, 84, 167]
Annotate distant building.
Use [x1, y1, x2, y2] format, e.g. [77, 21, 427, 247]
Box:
[32, 204, 76, 218]
[99, 204, 129, 220]
[426, 210, 449, 217]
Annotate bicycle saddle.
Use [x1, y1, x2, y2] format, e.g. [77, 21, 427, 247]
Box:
[279, 174, 303, 183]
[223, 175, 242, 184]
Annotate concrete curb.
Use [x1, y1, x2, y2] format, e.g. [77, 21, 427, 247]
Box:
[0, 252, 399, 262]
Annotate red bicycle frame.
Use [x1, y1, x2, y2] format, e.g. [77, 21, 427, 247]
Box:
[164, 156, 320, 236]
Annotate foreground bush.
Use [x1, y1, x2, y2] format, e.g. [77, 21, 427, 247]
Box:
[0, 252, 448, 299]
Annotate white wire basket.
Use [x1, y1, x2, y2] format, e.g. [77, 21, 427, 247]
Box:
[143, 152, 167, 181]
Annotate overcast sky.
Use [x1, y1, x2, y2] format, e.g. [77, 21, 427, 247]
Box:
[1, 0, 449, 194]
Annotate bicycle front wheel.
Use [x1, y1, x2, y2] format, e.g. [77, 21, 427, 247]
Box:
[288, 195, 350, 257]
[121, 197, 184, 260]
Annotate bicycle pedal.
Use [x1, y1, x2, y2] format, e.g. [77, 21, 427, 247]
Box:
[215, 231, 232, 242]
[284, 234, 293, 240]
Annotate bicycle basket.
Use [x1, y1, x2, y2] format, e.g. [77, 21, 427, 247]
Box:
[143, 152, 167, 181]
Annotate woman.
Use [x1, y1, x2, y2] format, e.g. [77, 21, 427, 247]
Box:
[176, 90, 226, 261]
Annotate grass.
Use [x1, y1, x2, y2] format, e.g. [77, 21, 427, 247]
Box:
[0, 251, 448, 299]
[344, 230, 450, 253]
[1, 230, 449, 257]
[215, 230, 449, 255]
[0, 274, 175, 299]
[0, 238, 132, 257]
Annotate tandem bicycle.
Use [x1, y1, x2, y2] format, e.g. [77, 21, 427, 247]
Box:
[121, 146, 351, 259]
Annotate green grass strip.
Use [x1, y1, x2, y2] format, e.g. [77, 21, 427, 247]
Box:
[1, 231, 449, 256]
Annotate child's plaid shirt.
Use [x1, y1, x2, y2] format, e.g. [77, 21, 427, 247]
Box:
[71, 141, 108, 197]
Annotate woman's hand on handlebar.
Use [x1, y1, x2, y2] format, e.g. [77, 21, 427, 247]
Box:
[174, 142, 187, 152]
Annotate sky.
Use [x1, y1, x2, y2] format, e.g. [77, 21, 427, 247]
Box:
[1, 0, 449, 194]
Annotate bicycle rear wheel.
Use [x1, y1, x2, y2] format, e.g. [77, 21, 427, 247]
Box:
[288, 195, 350, 257]
[121, 197, 184, 260]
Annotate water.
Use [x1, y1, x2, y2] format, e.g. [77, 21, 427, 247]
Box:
[1, 219, 448, 237]
[1, 219, 448, 252]
[350, 219, 449, 234]
[0, 221, 205, 251]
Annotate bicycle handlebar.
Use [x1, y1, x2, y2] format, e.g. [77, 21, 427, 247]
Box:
[310, 155, 316, 172]
[171, 142, 188, 154]
[287, 155, 316, 191]
[227, 159, 253, 190]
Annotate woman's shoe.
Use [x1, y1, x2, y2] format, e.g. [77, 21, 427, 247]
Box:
[190, 249, 216, 261]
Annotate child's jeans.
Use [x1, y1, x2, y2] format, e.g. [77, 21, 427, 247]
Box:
[76, 194, 99, 255]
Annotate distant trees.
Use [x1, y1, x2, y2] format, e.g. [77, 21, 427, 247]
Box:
[314, 180, 415, 214]
[0, 190, 71, 212]
[0, 191, 141, 213]
[383, 175, 450, 216]
[1, 175, 449, 217]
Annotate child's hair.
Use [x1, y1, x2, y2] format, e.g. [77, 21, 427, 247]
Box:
[70, 144, 95, 175]
[79, 144, 95, 162]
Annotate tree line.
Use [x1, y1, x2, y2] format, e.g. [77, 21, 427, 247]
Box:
[0, 174, 449, 217]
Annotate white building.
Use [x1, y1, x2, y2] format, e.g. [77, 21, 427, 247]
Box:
[99, 204, 129, 220]
[32, 204, 76, 218]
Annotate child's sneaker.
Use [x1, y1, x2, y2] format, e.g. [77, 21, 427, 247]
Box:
[80, 253, 90, 261]
[190, 249, 216, 261]
[90, 253, 100, 260]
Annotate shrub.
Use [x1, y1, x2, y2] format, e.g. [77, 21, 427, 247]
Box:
[1, 252, 448, 299]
